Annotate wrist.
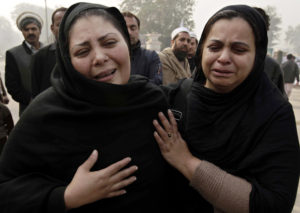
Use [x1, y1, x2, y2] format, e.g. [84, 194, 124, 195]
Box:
[177, 155, 201, 181]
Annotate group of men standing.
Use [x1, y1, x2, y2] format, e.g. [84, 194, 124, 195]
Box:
[4, 9, 198, 116]
[4, 8, 299, 117]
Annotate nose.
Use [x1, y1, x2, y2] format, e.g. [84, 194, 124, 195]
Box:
[217, 49, 231, 64]
[93, 48, 108, 66]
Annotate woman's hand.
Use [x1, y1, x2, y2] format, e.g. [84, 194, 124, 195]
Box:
[153, 109, 200, 180]
[64, 150, 138, 210]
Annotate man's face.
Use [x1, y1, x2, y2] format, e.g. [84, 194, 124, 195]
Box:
[188, 37, 197, 57]
[21, 23, 41, 45]
[171, 32, 191, 54]
[124, 16, 139, 46]
[51, 11, 65, 41]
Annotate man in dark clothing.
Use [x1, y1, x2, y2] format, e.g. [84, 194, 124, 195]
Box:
[254, 7, 287, 99]
[282, 54, 299, 97]
[187, 32, 198, 74]
[264, 55, 287, 99]
[5, 12, 43, 115]
[31, 7, 67, 98]
[122, 11, 162, 85]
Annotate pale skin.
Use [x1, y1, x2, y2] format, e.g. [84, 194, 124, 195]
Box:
[64, 14, 137, 210]
[64, 150, 138, 210]
[153, 109, 200, 181]
[153, 17, 256, 180]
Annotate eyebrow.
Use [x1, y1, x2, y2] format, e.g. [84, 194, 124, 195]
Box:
[208, 39, 250, 48]
[71, 33, 118, 50]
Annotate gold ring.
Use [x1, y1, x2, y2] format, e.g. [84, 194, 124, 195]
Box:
[168, 133, 172, 138]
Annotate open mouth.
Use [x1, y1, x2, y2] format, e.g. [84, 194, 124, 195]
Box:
[94, 69, 116, 81]
[212, 69, 234, 77]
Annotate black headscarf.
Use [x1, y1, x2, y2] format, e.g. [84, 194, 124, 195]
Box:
[186, 5, 299, 212]
[53, 2, 134, 106]
[0, 3, 175, 212]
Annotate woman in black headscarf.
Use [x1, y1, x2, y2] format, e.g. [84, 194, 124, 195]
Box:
[154, 5, 300, 213]
[0, 3, 174, 212]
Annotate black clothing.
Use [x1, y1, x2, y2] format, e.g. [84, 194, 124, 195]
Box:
[264, 55, 287, 97]
[0, 103, 13, 154]
[0, 3, 175, 213]
[131, 40, 162, 85]
[188, 56, 196, 72]
[187, 5, 300, 212]
[5, 41, 33, 115]
[31, 43, 56, 98]
[282, 59, 299, 83]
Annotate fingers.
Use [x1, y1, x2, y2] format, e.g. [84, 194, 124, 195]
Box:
[103, 157, 133, 176]
[158, 112, 172, 134]
[153, 119, 167, 138]
[168, 109, 178, 132]
[79, 150, 98, 171]
[167, 109, 181, 138]
[111, 175, 137, 192]
[154, 131, 167, 152]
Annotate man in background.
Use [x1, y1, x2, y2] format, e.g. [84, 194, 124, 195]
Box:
[282, 53, 299, 98]
[159, 27, 191, 85]
[254, 7, 287, 99]
[5, 12, 43, 115]
[122, 11, 162, 85]
[31, 7, 67, 98]
[187, 31, 198, 74]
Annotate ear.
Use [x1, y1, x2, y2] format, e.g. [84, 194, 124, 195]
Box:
[50, 24, 54, 33]
[171, 39, 175, 48]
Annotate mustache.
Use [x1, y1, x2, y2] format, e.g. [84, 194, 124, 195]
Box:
[27, 34, 36, 39]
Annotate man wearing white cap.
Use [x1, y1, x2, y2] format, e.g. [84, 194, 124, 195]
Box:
[159, 26, 191, 85]
[5, 12, 43, 115]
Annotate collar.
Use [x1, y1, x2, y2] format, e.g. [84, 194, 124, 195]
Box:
[24, 41, 43, 53]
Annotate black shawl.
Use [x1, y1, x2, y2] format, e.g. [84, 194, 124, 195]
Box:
[0, 3, 175, 213]
[187, 5, 300, 212]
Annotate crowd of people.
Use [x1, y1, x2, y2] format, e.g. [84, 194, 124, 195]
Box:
[0, 2, 299, 213]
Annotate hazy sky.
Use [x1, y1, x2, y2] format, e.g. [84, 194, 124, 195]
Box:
[1, 0, 300, 51]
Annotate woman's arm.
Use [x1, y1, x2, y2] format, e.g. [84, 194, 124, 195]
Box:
[153, 110, 251, 213]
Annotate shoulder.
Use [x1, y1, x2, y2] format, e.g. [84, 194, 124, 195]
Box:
[6, 44, 23, 54]
[158, 48, 173, 60]
[33, 44, 55, 58]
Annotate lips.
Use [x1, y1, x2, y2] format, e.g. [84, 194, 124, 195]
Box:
[94, 69, 116, 81]
[212, 68, 234, 77]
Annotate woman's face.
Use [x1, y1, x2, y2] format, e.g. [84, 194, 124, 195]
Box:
[69, 15, 130, 85]
[201, 17, 255, 93]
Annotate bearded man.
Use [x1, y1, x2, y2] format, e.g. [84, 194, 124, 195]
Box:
[159, 27, 191, 85]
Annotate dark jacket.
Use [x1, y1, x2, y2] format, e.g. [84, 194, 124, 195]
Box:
[5, 41, 33, 115]
[31, 43, 56, 98]
[131, 41, 162, 85]
[264, 55, 287, 99]
[281, 59, 299, 83]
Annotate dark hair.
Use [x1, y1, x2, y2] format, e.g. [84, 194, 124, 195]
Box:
[287, 53, 294, 60]
[122, 11, 140, 29]
[68, 8, 130, 49]
[253, 7, 270, 31]
[51, 7, 67, 24]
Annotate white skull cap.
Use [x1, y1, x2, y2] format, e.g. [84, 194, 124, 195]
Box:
[171, 27, 190, 40]
[16, 12, 43, 30]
